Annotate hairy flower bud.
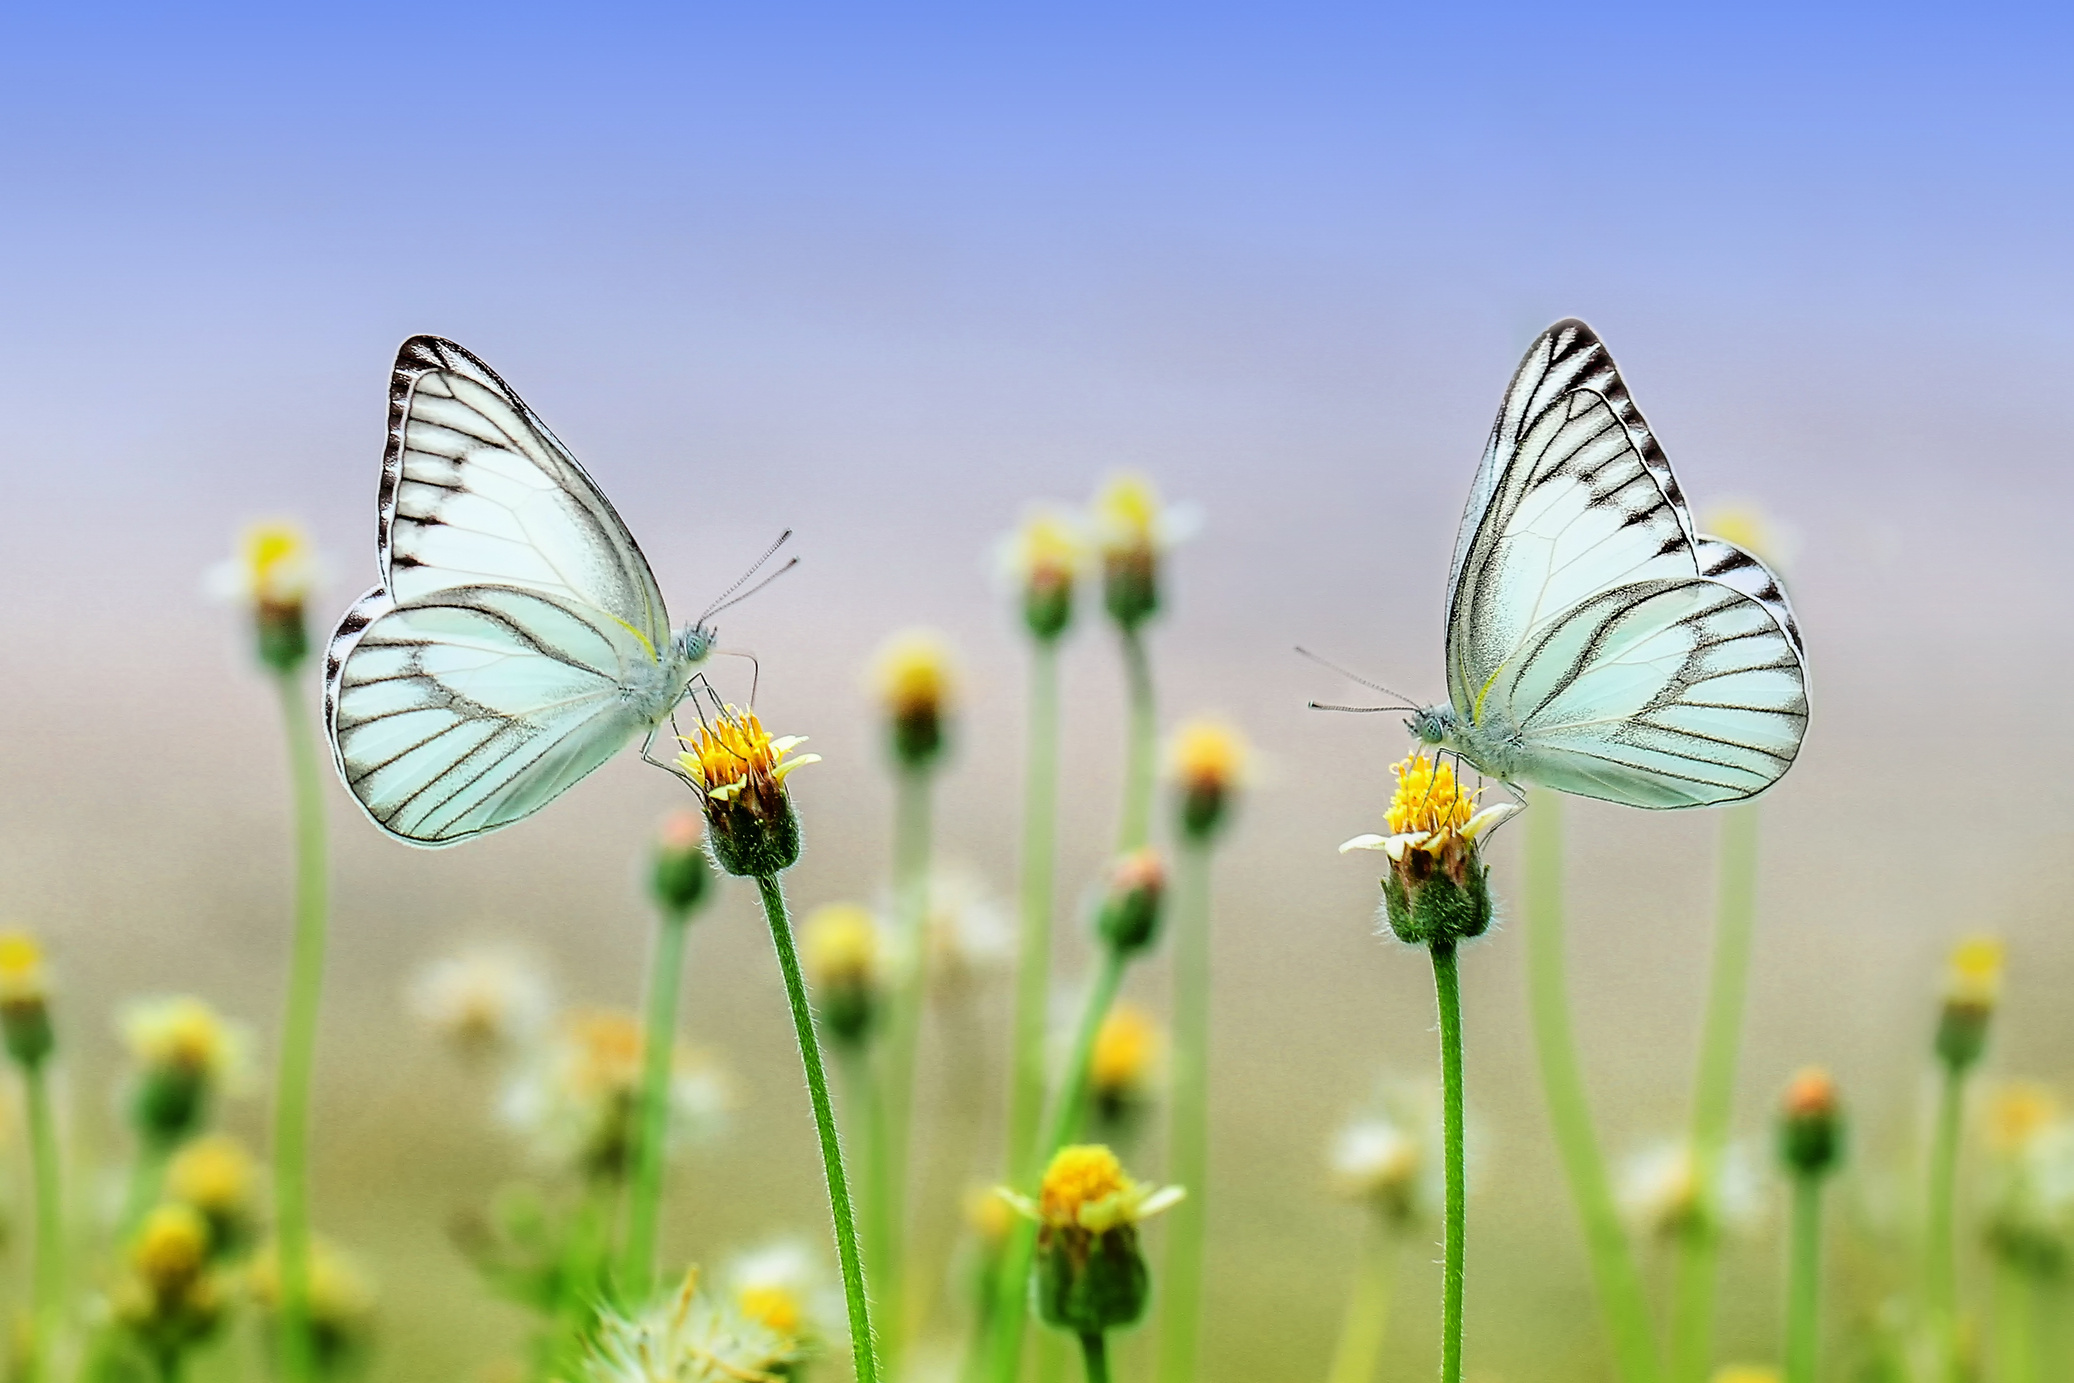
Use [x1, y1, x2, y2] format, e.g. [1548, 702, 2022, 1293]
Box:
[1096, 850, 1166, 957]
[1777, 1068, 1845, 1178]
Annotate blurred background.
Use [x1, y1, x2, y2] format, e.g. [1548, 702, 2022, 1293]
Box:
[2, 2, 2071, 1379]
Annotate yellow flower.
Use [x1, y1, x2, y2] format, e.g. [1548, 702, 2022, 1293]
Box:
[1169, 718, 1249, 840]
[168, 1134, 258, 1222]
[133, 1205, 210, 1292]
[677, 705, 818, 877]
[965, 1185, 1017, 1247]
[1090, 1003, 1162, 1106]
[871, 629, 957, 768]
[250, 1238, 376, 1351]
[1001, 505, 1086, 640]
[802, 904, 884, 991]
[1018, 1144, 1184, 1235]
[1090, 472, 1190, 630]
[122, 997, 248, 1083]
[1339, 753, 1515, 947]
[726, 1241, 824, 1344]
[1947, 936, 2005, 1008]
[215, 520, 320, 610]
[1987, 1083, 2061, 1156]
[0, 933, 47, 1006]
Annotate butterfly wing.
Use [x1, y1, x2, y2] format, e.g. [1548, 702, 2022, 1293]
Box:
[379, 336, 671, 649]
[1444, 320, 1808, 808]
[326, 584, 661, 846]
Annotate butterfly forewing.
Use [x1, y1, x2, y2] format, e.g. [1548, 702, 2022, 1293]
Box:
[1444, 320, 1809, 808]
[381, 337, 671, 649]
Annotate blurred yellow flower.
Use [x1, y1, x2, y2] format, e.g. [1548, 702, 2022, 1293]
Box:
[408, 948, 552, 1055]
[726, 1241, 826, 1344]
[1987, 1082, 2061, 1156]
[965, 1185, 1016, 1247]
[211, 520, 320, 611]
[802, 904, 884, 991]
[577, 1270, 796, 1383]
[1090, 1003, 1162, 1104]
[1169, 717, 1250, 840]
[168, 1133, 258, 1223]
[1700, 502, 1791, 571]
[133, 1204, 210, 1290]
[1018, 1144, 1183, 1235]
[1004, 507, 1084, 588]
[503, 1010, 731, 1176]
[1947, 936, 2005, 1009]
[0, 933, 47, 1005]
[121, 997, 249, 1084]
[871, 629, 958, 721]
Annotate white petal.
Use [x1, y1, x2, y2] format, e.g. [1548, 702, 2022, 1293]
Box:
[1461, 803, 1521, 840]
[1338, 834, 1389, 854]
[1136, 1185, 1187, 1219]
[1381, 831, 1430, 861]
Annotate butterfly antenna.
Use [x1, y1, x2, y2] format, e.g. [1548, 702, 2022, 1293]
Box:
[702, 558, 799, 622]
[698, 530, 794, 625]
[1306, 701, 1415, 714]
[1293, 646, 1423, 707]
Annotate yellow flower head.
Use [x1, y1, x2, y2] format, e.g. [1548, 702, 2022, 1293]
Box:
[122, 997, 246, 1082]
[1092, 473, 1164, 558]
[250, 1239, 376, 1332]
[1170, 718, 1248, 795]
[725, 1241, 822, 1344]
[678, 706, 818, 806]
[1700, 502, 1789, 572]
[736, 1285, 800, 1340]
[1027, 1144, 1184, 1235]
[1987, 1082, 2061, 1156]
[562, 1009, 647, 1099]
[1005, 506, 1085, 593]
[231, 520, 319, 610]
[871, 629, 958, 722]
[1090, 1003, 1162, 1100]
[1387, 753, 1476, 839]
[132, 1204, 210, 1293]
[0, 934, 47, 1005]
[1780, 1067, 1840, 1122]
[168, 1134, 258, 1219]
[801, 904, 884, 990]
[965, 1185, 1017, 1246]
[1947, 936, 2005, 1008]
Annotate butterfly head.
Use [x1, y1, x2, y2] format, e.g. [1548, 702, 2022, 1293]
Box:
[673, 624, 718, 666]
[1407, 705, 1453, 747]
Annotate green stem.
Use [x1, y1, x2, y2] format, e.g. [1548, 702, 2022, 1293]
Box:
[1786, 1174, 1824, 1383]
[1431, 941, 1467, 1383]
[1927, 1059, 1967, 1358]
[879, 762, 934, 1362]
[1523, 797, 1660, 1383]
[1079, 1333, 1112, 1383]
[1154, 839, 1214, 1383]
[120, 1138, 174, 1238]
[271, 670, 329, 1383]
[986, 945, 1134, 1383]
[1993, 1261, 2035, 1383]
[1669, 802, 1763, 1383]
[1007, 640, 1063, 1228]
[842, 1044, 897, 1335]
[756, 874, 881, 1383]
[1116, 626, 1156, 854]
[621, 905, 693, 1300]
[25, 1060, 62, 1382]
[1324, 1225, 1395, 1383]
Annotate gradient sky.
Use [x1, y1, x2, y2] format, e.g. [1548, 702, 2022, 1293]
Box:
[4, 6, 2073, 1380]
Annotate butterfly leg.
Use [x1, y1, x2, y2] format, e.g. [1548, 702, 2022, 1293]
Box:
[638, 723, 700, 787]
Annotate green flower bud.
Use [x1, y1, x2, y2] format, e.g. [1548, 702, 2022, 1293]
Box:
[1341, 754, 1515, 949]
[872, 631, 956, 771]
[1096, 850, 1166, 957]
[1777, 1068, 1845, 1178]
[651, 811, 715, 917]
[0, 935, 53, 1070]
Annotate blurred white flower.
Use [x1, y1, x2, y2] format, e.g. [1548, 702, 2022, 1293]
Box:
[577, 1270, 797, 1383]
[1619, 1138, 1761, 1242]
[1327, 1080, 1445, 1226]
[724, 1238, 842, 1346]
[923, 866, 1013, 991]
[501, 1010, 732, 1177]
[408, 947, 553, 1057]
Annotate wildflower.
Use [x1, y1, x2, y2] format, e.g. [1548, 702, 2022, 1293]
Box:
[677, 706, 819, 878]
[166, 1134, 259, 1252]
[503, 1010, 730, 1177]
[922, 868, 1014, 994]
[207, 520, 321, 673]
[1986, 1082, 2061, 1155]
[250, 1238, 376, 1373]
[113, 1204, 222, 1357]
[1936, 936, 2004, 1070]
[1330, 1116, 1427, 1225]
[1000, 505, 1085, 641]
[1339, 753, 1516, 947]
[871, 629, 957, 770]
[407, 948, 552, 1058]
[1982, 1085, 2074, 1278]
[120, 996, 252, 1146]
[576, 1270, 798, 1383]
[1091, 473, 1189, 631]
[652, 809, 716, 918]
[1089, 1003, 1162, 1127]
[0, 933, 53, 1068]
[965, 1185, 1017, 1252]
[1095, 849, 1166, 957]
[1619, 1139, 1761, 1242]
[725, 1241, 830, 1347]
[1700, 501, 1793, 572]
[1168, 718, 1249, 843]
[1710, 1369, 1782, 1383]
[1777, 1068, 1846, 1178]
[801, 904, 886, 1047]
[1002, 1144, 1182, 1336]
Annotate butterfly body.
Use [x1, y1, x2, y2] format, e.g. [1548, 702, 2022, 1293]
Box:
[326, 337, 723, 847]
[1422, 320, 1810, 810]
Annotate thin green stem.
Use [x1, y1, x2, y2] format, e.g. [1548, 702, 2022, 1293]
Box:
[271, 670, 329, 1383]
[1154, 839, 1214, 1383]
[1324, 1225, 1395, 1383]
[621, 906, 693, 1300]
[1007, 640, 1063, 1224]
[1993, 1261, 2036, 1383]
[25, 1060, 62, 1382]
[1115, 626, 1156, 854]
[879, 762, 934, 1362]
[120, 1139, 174, 1239]
[841, 1044, 897, 1333]
[1927, 1059, 1967, 1362]
[985, 946, 1133, 1383]
[1786, 1174, 1823, 1383]
[1431, 941, 1467, 1383]
[1523, 797, 1660, 1383]
[756, 874, 881, 1383]
[1670, 802, 1762, 1383]
[1078, 1333, 1112, 1383]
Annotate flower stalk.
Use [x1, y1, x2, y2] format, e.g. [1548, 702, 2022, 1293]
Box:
[1778, 1069, 1844, 1383]
[1324, 1225, 1395, 1383]
[1008, 636, 1065, 1241]
[1927, 937, 2001, 1363]
[1523, 797, 1660, 1383]
[1432, 940, 1467, 1383]
[1669, 802, 1764, 1383]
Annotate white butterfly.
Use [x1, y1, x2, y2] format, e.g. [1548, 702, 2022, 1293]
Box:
[324, 337, 768, 846]
[1406, 319, 1809, 809]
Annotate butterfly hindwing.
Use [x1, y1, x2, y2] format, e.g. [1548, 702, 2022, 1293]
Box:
[326, 583, 658, 846]
[380, 336, 671, 649]
[1443, 320, 1809, 808]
